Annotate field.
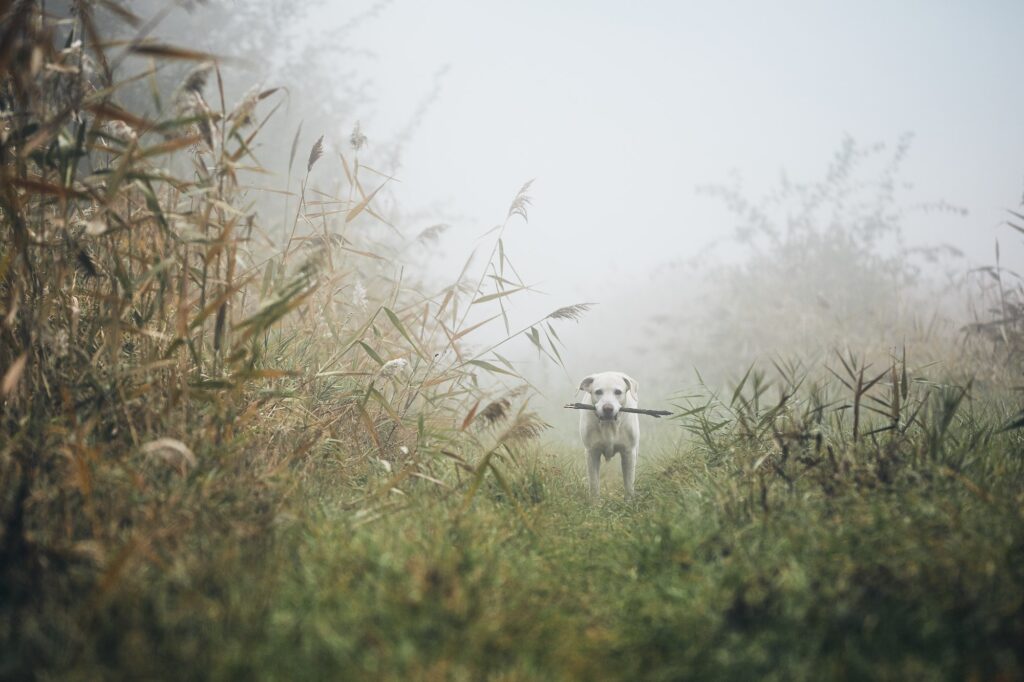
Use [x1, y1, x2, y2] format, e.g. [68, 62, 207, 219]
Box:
[9, 417, 1024, 680]
[2, 3, 1024, 680]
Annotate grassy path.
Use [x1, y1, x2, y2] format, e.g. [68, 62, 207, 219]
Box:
[74, 439, 1019, 681]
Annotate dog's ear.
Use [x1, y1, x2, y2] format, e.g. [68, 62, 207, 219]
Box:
[578, 376, 594, 393]
[621, 374, 639, 399]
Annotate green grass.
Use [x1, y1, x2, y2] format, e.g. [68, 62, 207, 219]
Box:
[38, 427, 1023, 681]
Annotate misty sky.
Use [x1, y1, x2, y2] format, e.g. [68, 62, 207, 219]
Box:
[310, 1, 1024, 299]
[260, 0, 1024, 388]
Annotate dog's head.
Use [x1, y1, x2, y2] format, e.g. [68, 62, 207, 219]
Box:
[579, 371, 638, 421]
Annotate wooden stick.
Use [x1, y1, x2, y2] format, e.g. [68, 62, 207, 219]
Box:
[563, 403, 673, 418]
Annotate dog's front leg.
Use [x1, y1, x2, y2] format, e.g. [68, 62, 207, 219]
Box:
[620, 448, 637, 501]
[586, 448, 602, 499]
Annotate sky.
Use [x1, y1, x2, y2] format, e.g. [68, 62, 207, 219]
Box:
[318, 0, 1024, 297]
[266, 0, 1024, 395]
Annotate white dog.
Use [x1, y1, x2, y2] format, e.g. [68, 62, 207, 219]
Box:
[578, 371, 640, 500]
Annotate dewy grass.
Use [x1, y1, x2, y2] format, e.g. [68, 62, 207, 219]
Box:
[1, 3, 1023, 680]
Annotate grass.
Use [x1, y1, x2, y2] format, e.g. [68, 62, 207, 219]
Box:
[3, 3, 1024, 680]
[36, 417, 1024, 680]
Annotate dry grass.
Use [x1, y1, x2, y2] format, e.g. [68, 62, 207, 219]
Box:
[0, 4, 586, 673]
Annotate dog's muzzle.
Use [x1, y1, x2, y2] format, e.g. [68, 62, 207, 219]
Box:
[598, 405, 618, 421]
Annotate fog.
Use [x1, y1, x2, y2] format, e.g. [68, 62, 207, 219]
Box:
[349, 0, 1023, 267]
[144, 0, 1024, 402]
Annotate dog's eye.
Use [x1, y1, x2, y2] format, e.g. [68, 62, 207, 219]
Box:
[614, 389, 622, 396]
[595, 390, 603, 396]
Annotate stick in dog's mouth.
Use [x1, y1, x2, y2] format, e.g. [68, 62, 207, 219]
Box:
[563, 403, 673, 418]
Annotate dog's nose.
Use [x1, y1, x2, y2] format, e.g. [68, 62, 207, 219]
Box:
[601, 404, 615, 416]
